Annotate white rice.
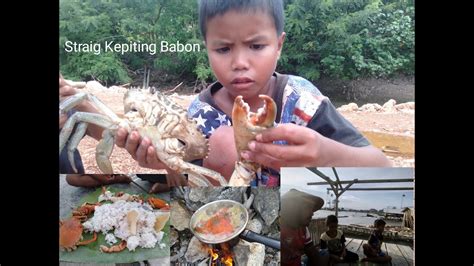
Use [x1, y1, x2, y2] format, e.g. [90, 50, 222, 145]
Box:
[82, 193, 168, 251]
[98, 190, 114, 202]
[127, 235, 140, 251]
[105, 233, 117, 245]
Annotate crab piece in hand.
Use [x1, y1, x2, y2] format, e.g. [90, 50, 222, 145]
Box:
[229, 95, 277, 186]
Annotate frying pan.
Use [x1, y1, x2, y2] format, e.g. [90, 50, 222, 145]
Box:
[189, 200, 280, 250]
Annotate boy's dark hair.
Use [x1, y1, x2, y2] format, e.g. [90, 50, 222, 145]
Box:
[374, 218, 386, 227]
[326, 214, 338, 225]
[198, 0, 284, 39]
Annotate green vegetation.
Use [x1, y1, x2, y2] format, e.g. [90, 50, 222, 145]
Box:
[60, 0, 414, 89]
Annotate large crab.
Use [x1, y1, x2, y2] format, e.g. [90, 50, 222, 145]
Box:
[228, 95, 277, 186]
[59, 217, 98, 252]
[59, 82, 227, 186]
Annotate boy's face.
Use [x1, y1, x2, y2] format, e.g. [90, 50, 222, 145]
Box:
[327, 222, 338, 233]
[376, 224, 385, 233]
[205, 10, 285, 100]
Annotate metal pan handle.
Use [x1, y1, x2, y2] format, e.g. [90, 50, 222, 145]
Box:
[239, 230, 280, 250]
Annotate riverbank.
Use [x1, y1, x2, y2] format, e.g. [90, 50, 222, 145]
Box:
[74, 82, 414, 172]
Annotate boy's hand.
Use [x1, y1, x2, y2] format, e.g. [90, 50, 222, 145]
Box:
[241, 123, 322, 168]
[115, 128, 167, 170]
[241, 123, 392, 167]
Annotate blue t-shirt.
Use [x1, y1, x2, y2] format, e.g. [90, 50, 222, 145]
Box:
[187, 72, 369, 186]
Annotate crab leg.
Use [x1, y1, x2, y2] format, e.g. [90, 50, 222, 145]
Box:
[60, 112, 119, 153]
[169, 160, 227, 186]
[100, 240, 127, 253]
[77, 232, 98, 246]
[67, 122, 88, 173]
[143, 128, 228, 186]
[187, 174, 212, 187]
[60, 112, 121, 173]
[228, 161, 257, 186]
[60, 92, 122, 123]
[95, 129, 116, 174]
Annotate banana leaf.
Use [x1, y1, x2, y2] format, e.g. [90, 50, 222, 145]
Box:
[60, 187, 170, 263]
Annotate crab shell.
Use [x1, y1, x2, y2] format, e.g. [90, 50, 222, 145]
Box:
[123, 89, 210, 162]
[232, 95, 277, 161]
[59, 217, 84, 252]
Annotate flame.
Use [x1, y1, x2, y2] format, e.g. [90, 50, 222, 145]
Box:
[209, 248, 219, 261]
[222, 256, 233, 266]
[208, 243, 233, 266]
[220, 242, 233, 266]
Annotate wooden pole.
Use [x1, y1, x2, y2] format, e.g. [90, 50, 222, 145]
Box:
[327, 187, 413, 191]
[308, 178, 414, 185]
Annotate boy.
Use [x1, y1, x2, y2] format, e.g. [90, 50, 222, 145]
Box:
[320, 215, 358, 265]
[361, 218, 392, 263]
[281, 189, 329, 266]
[115, 0, 391, 185]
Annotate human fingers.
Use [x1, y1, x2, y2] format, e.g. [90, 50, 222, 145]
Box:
[243, 140, 316, 167]
[124, 131, 142, 159]
[241, 149, 283, 169]
[144, 145, 165, 169]
[115, 128, 129, 148]
[135, 137, 153, 165]
[256, 123, 306, 144]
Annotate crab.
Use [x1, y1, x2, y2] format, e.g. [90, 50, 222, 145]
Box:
[59, 82, 227, 186]
[228, 95, 277, 186]
[59, 217, 97, 252]
[72, 202, 100, 221]
[147, 197, 169, 209]
[100, 240, 127, 253]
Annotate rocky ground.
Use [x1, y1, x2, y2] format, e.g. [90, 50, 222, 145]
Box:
[71, 81, 414, 172]
[169, 187, 280, 265]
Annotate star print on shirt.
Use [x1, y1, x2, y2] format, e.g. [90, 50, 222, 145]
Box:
[201, 105, 214, 114]
[190, 103, 231, 137]
[193, 114, 207, 128]
[216, 112, 228, 124]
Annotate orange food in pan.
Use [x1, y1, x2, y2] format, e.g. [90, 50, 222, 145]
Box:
[194, 208, 234, 235]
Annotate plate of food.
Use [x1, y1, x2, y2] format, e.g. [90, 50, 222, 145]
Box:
[59, 186, 170, 263]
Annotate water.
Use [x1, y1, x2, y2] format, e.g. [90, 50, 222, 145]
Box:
[313, 210, 401, 227]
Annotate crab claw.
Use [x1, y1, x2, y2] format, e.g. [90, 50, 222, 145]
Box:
[232, 95, 276, 129]
[232, 95, 277, 162]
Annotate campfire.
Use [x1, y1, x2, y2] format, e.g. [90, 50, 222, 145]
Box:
[208, 243, 234, 266]
[169, 187, 281, 265]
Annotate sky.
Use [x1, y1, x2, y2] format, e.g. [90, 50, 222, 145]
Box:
[281, 167, 414, 210]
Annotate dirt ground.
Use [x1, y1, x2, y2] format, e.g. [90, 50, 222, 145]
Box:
[74, 85, 414, 174]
